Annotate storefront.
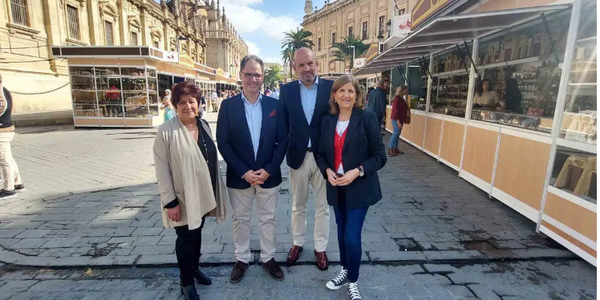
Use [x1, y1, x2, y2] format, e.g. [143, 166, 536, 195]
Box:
[52, 46, 218, 128]
[359, 1, 597, 265]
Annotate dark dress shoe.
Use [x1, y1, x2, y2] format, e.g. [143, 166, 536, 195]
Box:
[262, 258, 284, 280]
[230, 261, 249, 283]
[315, 251, 329, 270]
[180, 283, 200, 300]
[194, 269, 212, 285]
[287, 245, 303, 263]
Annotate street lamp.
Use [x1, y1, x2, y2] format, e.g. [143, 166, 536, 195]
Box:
[176, 35, 187, 62]
[349, 45, 355, 73]
[386, 20, 392, 38]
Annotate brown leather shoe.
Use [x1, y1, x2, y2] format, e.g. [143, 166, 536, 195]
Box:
[287, 245, 303, 263]
[262, 258, 284, 280]
[230, 261, 249, 283]
[315, 251, 329, 270]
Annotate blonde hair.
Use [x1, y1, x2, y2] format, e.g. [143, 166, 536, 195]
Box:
[329, 74, 363, 114]
[395, 85, 407, 96]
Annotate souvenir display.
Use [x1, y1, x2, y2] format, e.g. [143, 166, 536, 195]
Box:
[429, 74, 468, 118]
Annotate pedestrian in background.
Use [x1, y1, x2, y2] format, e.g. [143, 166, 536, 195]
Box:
[315, 74, 386, 300]
[0, 73, 24, 199]
[161, 89, 175, 122]
[153, 81, 227, 300]
[279, 47, 334, 270]
[388, 85, 410, 156]
[366, 81, 389, 132]
[217, 55, 288, 283]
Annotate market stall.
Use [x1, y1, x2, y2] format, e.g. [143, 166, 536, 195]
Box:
[53, 46, 199, 128]
[359, 1, 597, 265]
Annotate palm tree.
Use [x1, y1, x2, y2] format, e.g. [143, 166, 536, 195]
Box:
[281, 28, 315, 77]
[330, 35, 369, 73]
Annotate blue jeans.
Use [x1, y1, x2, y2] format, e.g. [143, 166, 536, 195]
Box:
[333, 187, 368, 282]
[388, 120, 402, 149]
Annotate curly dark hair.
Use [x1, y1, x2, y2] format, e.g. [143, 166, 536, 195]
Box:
[171, 81, 201, 107]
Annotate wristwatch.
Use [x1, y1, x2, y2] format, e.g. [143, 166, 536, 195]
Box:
[357, 166, 364, 177]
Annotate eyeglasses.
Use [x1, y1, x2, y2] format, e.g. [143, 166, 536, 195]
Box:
[243, 73, 263, 80]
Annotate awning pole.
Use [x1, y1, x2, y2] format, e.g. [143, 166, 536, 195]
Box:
[541, 13, 561, 64]
[455, 44, 471, 75]
[462, 41, 478, 74]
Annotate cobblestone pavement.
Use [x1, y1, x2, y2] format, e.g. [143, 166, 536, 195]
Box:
[0, 260, 595, 300]
[0, 113, 594, 294]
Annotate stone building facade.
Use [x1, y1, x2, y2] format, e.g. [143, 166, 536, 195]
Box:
[0, 0, 246, 124]
[301, 0, 392, 74]
[204, 0, 248, 77]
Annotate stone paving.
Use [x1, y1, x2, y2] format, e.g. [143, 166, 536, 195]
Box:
[0, 117, 579, 267]
[0, 260, 595, 300]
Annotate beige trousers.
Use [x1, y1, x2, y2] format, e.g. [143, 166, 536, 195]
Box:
[229, 185, 278, 263]
[0, 132, 21, 191]
[290, 152, 329, 252]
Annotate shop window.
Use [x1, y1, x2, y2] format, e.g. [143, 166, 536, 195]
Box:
[67, 5, 80, 40]
[318, 38, 322, 51]
[10, 0, 29, 26]
[472, 13, 571, 133]
[105, 21, 114, 46]
[348, 26, 353, 38]
[362, 22, 368, 40]
[378, 16, 385, 37]
[331, 32, 336, 44]
[131, 31, 138, 46]
[430, 46, 473, 117]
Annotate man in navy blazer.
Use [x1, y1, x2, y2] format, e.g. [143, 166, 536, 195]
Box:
[279, 48, 333, 270]
[217, 55, 288, 283]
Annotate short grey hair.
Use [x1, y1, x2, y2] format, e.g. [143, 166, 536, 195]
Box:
[239, 55, 264, 74]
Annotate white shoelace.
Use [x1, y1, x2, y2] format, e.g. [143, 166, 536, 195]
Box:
[331, 269, 347, 285]
[348, 282, 362, 300]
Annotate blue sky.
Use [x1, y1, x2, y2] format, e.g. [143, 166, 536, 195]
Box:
[219, 0, 327, 64]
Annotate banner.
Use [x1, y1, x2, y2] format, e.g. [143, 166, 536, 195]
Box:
[164, 51, 179, 62]
[354, 58, 366, 69]
[392, 14, 412, 38]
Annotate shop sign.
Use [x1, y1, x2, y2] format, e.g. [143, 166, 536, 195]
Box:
[411, 0, 456, 29]
[392, 14, 412, 38]
[164, 51, 179, 62]
[354, 58, 366, 69]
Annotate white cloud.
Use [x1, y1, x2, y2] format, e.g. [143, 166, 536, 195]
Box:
[264, 56, 284, 65]
[246, 41, 260, 55]
[261, 16, 300, 41]
[224, 5, 269, 34]
[220, 0, 301, 41]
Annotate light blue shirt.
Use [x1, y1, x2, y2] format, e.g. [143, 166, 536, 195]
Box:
[299, 76, 319, 148]
[242, 92, 263, 159]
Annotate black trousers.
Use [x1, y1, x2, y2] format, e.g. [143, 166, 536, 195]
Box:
[174, 217, 206, 286]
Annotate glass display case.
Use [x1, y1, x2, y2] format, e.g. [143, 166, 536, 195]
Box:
[471, 13, 570, 132]
[550, 3, 597, 204]
[70, 67, 97, 117]
[69, 65, 161, 127]
[430, 74, 469, 117]
[429, 46, 472, 118]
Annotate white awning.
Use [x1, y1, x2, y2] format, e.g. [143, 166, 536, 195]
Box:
[354, 3, 571, 76]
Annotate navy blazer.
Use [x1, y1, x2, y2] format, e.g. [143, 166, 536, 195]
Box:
[216, 94, 288, 189]
[315, 109, 387, 210]
[279, 78, 334, 170]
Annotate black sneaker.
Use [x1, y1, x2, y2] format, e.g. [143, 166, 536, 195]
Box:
[326, 267, 348, 290]
[348, 282, 363, 300]
[0, 189, 16, 199]
[262, 258, 284, 281]
[15, 184, 25, 191]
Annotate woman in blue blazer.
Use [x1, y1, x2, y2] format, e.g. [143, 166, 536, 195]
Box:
[315, 75, 387, 300]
